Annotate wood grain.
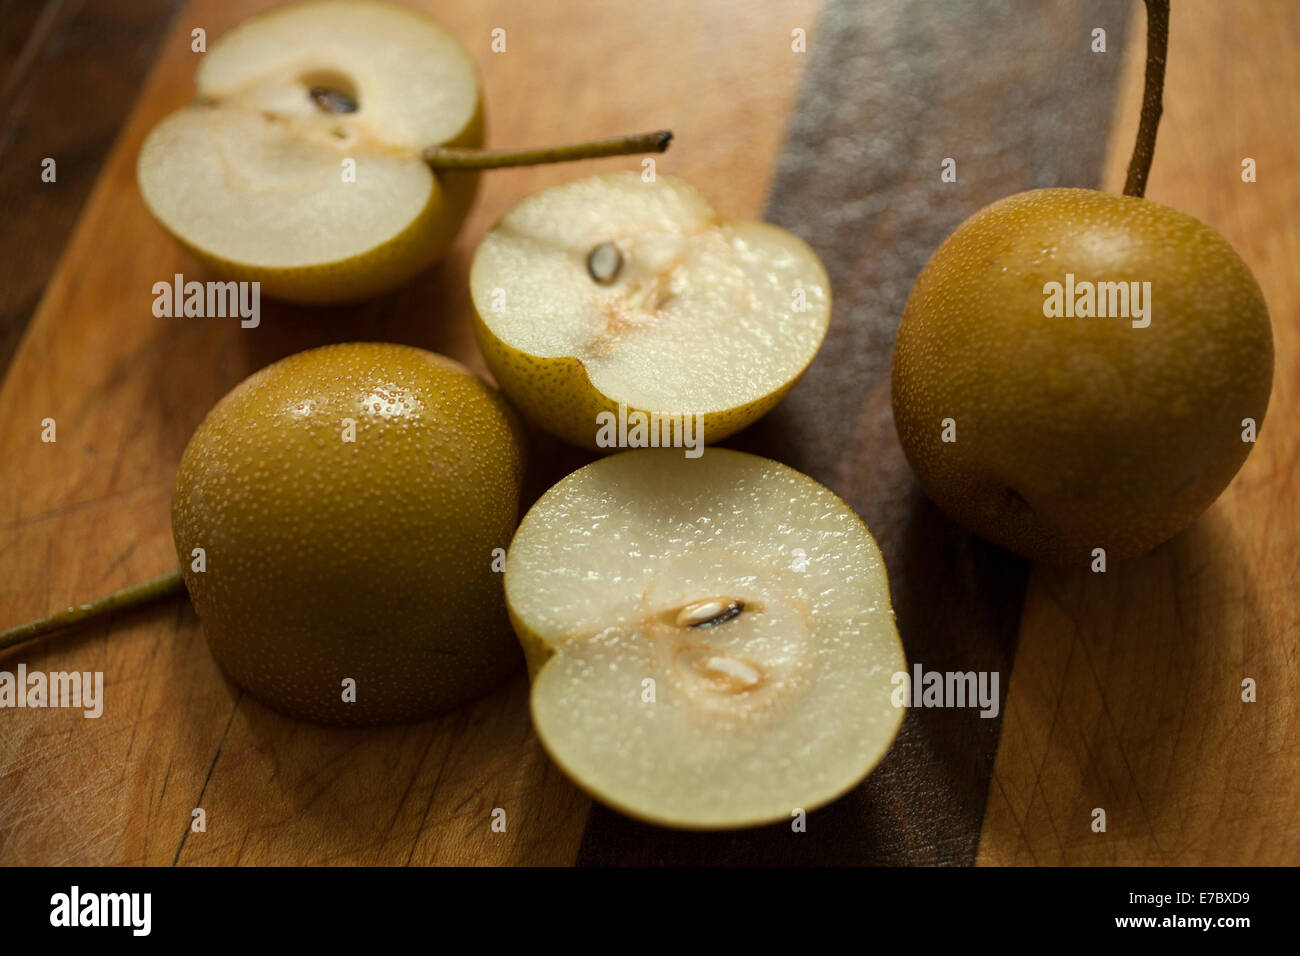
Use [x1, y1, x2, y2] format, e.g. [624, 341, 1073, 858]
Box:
[0, 0, 185, 376]
[977, 0, 1300, 866]
[0, 0, 814, 865]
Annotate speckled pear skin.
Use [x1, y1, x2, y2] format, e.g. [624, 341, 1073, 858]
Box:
[892, 188, 1273, 566]
[171, 343, 525, 725]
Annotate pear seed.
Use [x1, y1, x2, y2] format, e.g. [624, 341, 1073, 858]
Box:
[675, 598, 744, 629]
[702, 656, 761, 689]
[310, 86, 358, 114]
[586, 242, 623, 284]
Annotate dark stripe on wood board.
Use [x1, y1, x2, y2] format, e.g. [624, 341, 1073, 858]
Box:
[577, 0, 1130, 865]
[0, 0, 184, 377]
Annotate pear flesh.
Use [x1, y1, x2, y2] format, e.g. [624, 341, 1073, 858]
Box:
[471, 174, 832, 450]
[137, 0, 482, 303]
[505, 448, 906, 829]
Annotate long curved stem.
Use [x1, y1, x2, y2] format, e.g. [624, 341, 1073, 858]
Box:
[425, 129, 671, 170]
[0, 569, 187, 655]
[1123, 0, 1169, 198]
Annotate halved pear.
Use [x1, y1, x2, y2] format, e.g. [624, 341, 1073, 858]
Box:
[137, 0, 483, 304]
[471, 174, 832, 450]
[505, 448, 905, 829]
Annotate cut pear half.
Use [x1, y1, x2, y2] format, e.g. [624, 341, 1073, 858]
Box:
[505, 448, 905, 829]
[471, 174, 832, 450]
[137, 0, 483, 303]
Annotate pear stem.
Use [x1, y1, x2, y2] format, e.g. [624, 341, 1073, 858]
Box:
[1123, 0, 1169, 198]
[424, 129, 672, 170]
[0, 569, 187, 655]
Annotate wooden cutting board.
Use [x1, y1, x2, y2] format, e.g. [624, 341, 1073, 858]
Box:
[0, 0, 1296, 865]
